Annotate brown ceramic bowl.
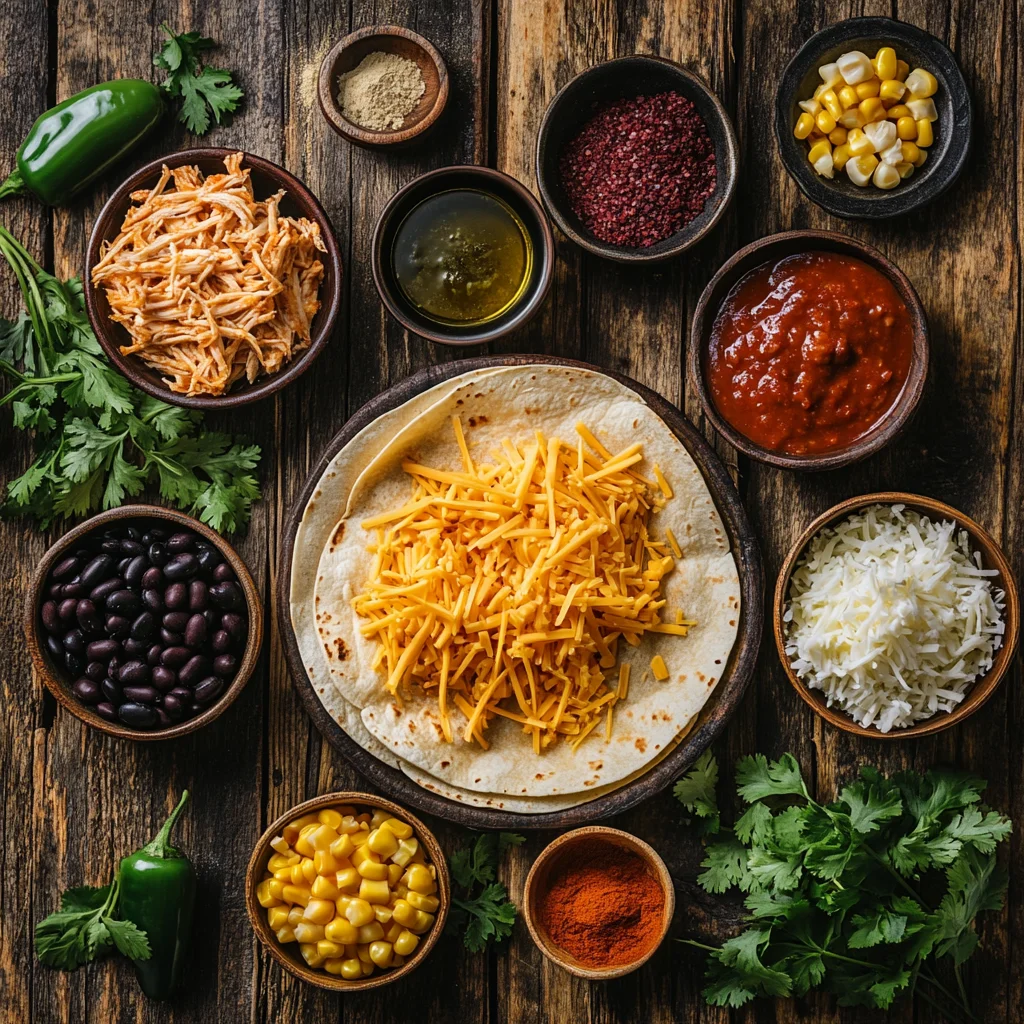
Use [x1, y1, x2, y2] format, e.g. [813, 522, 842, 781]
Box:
[371, 166, 555, 346]
[688, 230, 929, 471]
[774, 492, 1020, 739]
[85, 148, 342, 410]
[523, 827, 675, 979]
[318, 26, 449, 147]
[24, 504, 263, 741]
[246, 791, 449, 991]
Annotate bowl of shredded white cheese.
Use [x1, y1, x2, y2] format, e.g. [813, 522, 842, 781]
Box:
[774, 494, 1019, 737]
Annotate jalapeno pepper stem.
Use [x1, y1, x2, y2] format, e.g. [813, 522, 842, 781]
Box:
[0, 171, 26, 200]
[144, 791, 190, 859]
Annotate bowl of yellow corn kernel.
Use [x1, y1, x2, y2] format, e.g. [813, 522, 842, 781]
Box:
[246, 792, 449, 990]
[774, 16, 972, 219]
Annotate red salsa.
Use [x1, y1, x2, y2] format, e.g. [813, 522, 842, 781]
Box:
[705, 251, 913, 455]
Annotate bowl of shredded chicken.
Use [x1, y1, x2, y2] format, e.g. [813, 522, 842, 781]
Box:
[87, 149, 341, 406]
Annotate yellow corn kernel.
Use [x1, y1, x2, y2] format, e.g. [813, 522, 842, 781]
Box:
[323, 957, 345, 976]
[374, 904, 394, 925]
[275, 924, 297, 944]
[394, 929, 419, 957]
[356, 944, 373, 965]
[836, 85, 858, 110]
[282, 884, 310, 907]
[367, 827, 400, 859]
[300, 942, 326, 968]
[351, 845, 374, 868]
[287, 905, 304, 927]
[406, 891, 440, 913]
[329, 834, 355, 860]
[827, 126, 847, 146]
[837, 108, 866, 130]
[845, 153, 879, 186]
[288, 864, 304, 886]
[408, 910, 435, 935]
[303, 898, 336, 925]
[391, 838, 419, 868]
[294, 922, 325, 944]
[405, 864, 436, 895]
[847, 128, 874, 156]
[887, 103, 911, 120]
[392, 899, 417, 929]
[905, 68, 938, 98]
[859, 97, 885, 122]
[815, 109, 837, 134]
[256, 880, 282, 909]
[873, 47, 897, 81]
[311, 875, 340, 901]
[268, 878, 286, 900]
[855, 78, 880, 99]
[820, 89, 842, 120]
[368, 940, 393, 968]
[270, 835, 291, 856]
[357, 922, 385, 944]
[344, 897, 375, 927]
[915, 119, 933, 147]
[360, 878, 392, 905]
[900, 141, 921, 164]
[879, 79, 906, 105]
[383, 817, 413, 840]
[896, 161, 915, 179]
[267, 905, 290, 931]
[318, 808, 343, 830]
[339, 815, 361, 835]
[272, 868, 292, 883]
[311, 824, 340, 852]
[338, 958, 362, 979]
[357, 859, 389, 881]
[336, 867, 361, 893]
[386, 863, 404, 887]
[294, 826, 316, 857]
[913, 147, 928, 167]
[794, 113, 814, 140]
[315, 851, 338, 877]
[267, 853, 296, 872]
[895, 116, 917, 141]
[317, 938, 345, 959]
[385, 921, 403, 943]
[395, 885, 409, 901]
[896, 59, 910, 81]
[325, 916, 358, 943]
[301, 859, 317, 885]
[832, 144, 851, 172]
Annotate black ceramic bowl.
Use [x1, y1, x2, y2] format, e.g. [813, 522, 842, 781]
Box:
[371, 166, 554, 346]
[535, 55, 738, 263]
[775, 17, 972, 219]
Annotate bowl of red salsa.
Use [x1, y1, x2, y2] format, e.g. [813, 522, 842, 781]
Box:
[688, 230, 928, 471]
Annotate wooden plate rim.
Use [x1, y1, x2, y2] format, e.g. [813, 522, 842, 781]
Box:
[276, 354, 763, 829]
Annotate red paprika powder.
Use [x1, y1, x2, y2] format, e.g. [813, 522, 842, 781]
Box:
[538, 840, 666, 968]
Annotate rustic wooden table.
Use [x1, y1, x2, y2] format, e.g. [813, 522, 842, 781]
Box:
[1, 1, 1019, 1022]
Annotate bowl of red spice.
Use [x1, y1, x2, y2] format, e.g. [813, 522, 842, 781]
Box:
[535, 56, 738, 262]
[523, 827, 674, 979]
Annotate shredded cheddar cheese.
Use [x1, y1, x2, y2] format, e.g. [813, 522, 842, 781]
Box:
[351, 418, 695, 752]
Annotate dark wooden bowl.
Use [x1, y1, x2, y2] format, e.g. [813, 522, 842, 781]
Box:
[522, 827, 674, 979]
[84, 148, 343, 410]
[371, 166, 555, 346]
[775, 17, 972, 219]
[24, 504, 263, 741]
[277, 355, 763, 829]
[245, 791, 450, 992]
[317, 26, 449, 147]
[535, 55, 738, 263]
[773, 493, 1020, 739]
[688, 229, 929, 472]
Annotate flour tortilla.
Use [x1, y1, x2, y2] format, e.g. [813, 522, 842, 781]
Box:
[304, 365, 739, 799]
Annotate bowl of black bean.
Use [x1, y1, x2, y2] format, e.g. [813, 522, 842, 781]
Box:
[25, 504, 263, 740]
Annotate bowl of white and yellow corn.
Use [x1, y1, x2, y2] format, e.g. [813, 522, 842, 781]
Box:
[245, 792, 449, 991]
[774, 16, 972, 219]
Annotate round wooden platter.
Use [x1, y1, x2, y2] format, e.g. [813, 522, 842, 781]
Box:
[277, 355, 763, 829]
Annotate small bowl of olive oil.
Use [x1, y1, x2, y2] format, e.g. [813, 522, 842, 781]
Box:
[372, 166, 554, 345]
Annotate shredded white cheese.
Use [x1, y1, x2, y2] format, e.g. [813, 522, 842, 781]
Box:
[784, 504, 1005, 732]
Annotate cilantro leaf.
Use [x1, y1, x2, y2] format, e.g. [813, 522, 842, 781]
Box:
[447, 832, 522, 952]
[839, 768, 903, 835]
[673, 749, 720, 834]
[735, 753, 808, 802]
[847, 905, 909, 948]
[698, 833, 748, 894]
[702, 928, 792, 1006]
[456, 882, 517, 952]
[104, 917, 151, 961]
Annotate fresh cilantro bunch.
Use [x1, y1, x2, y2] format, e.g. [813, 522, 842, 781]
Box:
[35, 877, 150, 971]
[154, 24, 244, 135]
[673, 748, 721, 835]
[679, 753, 1011, 1022]
[0, 225, 262, 532]
[447, 832, 524, 952]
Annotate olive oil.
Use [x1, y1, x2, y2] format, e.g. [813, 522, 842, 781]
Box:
[392, 189, 532, 326]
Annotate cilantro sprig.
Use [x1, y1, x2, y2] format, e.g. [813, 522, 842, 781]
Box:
[35, 878, 150, 971]
[154, 25, 244, 135]
[447, 832, 524, 952]
[679, 753, 1011, 1022]
[673, 748, 720, 835]
[0, 225, 262, 532]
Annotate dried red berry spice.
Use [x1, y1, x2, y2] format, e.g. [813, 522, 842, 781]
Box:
[559, 91, 717, 249]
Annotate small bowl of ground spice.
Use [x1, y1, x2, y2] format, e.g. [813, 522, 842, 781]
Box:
[317, 25, 449, 147]
[523, 827, 674, 979]
[535, 56, 738, 262]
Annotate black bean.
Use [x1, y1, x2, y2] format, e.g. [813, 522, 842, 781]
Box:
[197, 547, 221, 573]
[73, 547, 91, 559]
[161, 646, 191, 669]
[213, 653, 238, 678]
[178, 655, 210, 688]
[211, 630, 231, 654]
[160, 630, 184, 647]
[126, 526, 141, 541]
[145, 527, 167, 542]
[162, 693, 184, 719]
[105, 615, 130, 639]
[63, 629, 85, 655]
[194, 676, 224, 705]
[188, 580, 208, 612]
[142, 588, 164, 614]
[141, 567, 163, 590]
[100, 539, 122, 554]
[203, 609, 218, 629]
[184, 613, 208, 648]
[64, 652, 84, 675]
[164, 583, 187, 610]
[52, 556, 80, 581]
[119, 539, 145, 556]
[58, 598, 78, 622]
[96, 702, 118, 722]
[146, 644, 163, 667]
[45, 634, 64, 661]
[124, 554, 149, 588]
[41, 601, 61, 634]
[89, 577, 124, 604]
[86, 638, 120, 661]
[210, 581, 243, 611]
[156, 709, 172, 728]
[62, 581, 86, 599]
[147, 542, 169, 568]
[117, 557, 132, 575]
[169, 687, 192, 702]
[48, 583, 64, 600]
[164, 553, 199, 581]
[152, 666, 177, 692]
[123, 684, 160, 705]
[130, 611, 156, 642]
[162, 611, 190, 633]
[79, 554, 114, 588]
[167, 531, 195, 553]
[213, 562, 235, 583]
[107, 655, 122, 680]
[76, 599, 101, 634]
[73, 678, 101, 704]
[118, 661, 151, 687]
[118, 703, 157, 728]
[85, 661, 106, 682]
[123, 638, 148, 657]
[107, 590, 140, 615]
[101, 678, 122, 704]
[221, 612, 247, 644]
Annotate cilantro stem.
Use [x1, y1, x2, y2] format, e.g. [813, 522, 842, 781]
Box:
[953, 964, 973, 1019]
[678, 939, 724, 954]
[918, 968, 977, 1023]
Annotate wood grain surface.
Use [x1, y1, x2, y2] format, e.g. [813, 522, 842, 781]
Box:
[0, 1, 1019, 1022]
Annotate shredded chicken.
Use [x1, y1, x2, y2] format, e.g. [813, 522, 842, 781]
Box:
[91, 153, 326, 397]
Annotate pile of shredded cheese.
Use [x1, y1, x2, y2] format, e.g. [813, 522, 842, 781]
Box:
[785, 504, 1005, 732]
[352, 418, 694, 752]
[91, 153, 325, 396]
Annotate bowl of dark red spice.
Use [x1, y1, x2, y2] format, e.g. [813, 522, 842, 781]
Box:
[523, 827, 674, 979]
[25, 504, 263, 741]
[535, 56, 738, 262]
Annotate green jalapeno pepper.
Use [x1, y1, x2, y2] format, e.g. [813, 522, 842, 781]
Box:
[118, 790, 196, 1001]
[0, 80, 163, 206]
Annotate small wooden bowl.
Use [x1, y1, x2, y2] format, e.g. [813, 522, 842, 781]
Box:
[773, 493, 1020, 739]
[85, 148, 343, 410]
[371, 166, 555, 346]
[523, 827, 675, 979]
[775, 17, 972, 220]
[688, 229, 929, 471]
[317, 26, 448, 147]
[245, 791, 450, 992]
[535, 55, 738, 263]
[23, 504, 263, 742]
